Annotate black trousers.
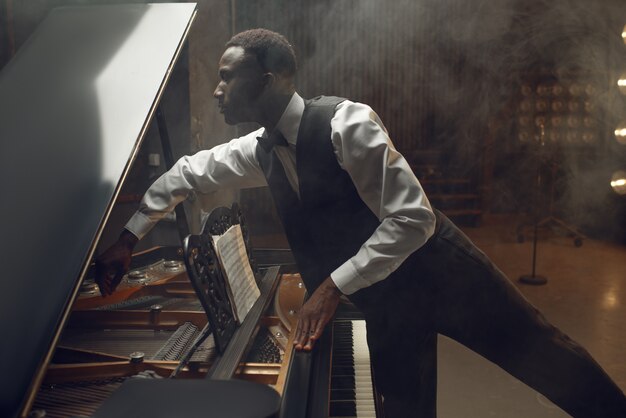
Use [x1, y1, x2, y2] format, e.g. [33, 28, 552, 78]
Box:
[349, 211, 626, 418]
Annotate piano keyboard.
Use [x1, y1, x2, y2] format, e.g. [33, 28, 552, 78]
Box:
[330, 320, 377, 418]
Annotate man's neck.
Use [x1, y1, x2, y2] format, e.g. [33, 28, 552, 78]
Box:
[258, 92, 293, 132]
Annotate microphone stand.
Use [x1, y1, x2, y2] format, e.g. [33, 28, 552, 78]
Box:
[519, 124, 548, 285]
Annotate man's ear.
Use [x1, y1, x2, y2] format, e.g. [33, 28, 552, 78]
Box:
[262, 72, 276, 89]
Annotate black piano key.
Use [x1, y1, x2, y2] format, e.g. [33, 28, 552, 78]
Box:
[331, 388, 356, 400]
[331, 365, 355, 376]
[331, 374, 355, 388]
[329, 400, 357, 417]
[330, 321, 357, 416]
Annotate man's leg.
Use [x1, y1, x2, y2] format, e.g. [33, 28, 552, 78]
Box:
[362, 304, 438, 418]
[423, 218, 626, 418]
[349, 274, 440, 418]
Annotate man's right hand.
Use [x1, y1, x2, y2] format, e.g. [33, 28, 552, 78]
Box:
[95, 230, 138, 296]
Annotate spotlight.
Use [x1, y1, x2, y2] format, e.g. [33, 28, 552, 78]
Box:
[567, 116, 580, 128]
[551, 100, 564, 112]
[615, 123, 626, 145]
[548, 130, 561, 142]
[537, 84, 550, 97]
[622, 24, 626, 44]
[569, 83, 582, 97]
[581, 131, 596, 143]
[610, 171, 626, 195]
[618, 73, 626, 95]
[552, 84, 564, 96]
[519, 116, 531, 127]
[520, 100, 532, 112]
[536, 99, 549, 112]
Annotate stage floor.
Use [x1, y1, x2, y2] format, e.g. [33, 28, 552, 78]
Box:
[438, 214, 625, 417]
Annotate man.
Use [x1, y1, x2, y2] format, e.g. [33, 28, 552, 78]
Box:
[96, 29, 626, 417]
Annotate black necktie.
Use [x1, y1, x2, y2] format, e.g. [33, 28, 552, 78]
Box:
[257, 131, 289, 152]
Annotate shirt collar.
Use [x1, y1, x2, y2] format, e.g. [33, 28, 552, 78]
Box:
[265, 92, 304, 146]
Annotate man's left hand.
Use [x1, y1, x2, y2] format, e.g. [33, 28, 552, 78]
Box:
[293, 276, 342, 351]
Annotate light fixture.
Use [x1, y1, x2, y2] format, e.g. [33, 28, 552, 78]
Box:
[618, 73, 626, 95]
[622, 24, 626, 44]
[610, 171, 626, 195]
[615, 122, 626, 145]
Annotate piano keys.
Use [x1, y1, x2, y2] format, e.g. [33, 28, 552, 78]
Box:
[330, 320, 379, 418]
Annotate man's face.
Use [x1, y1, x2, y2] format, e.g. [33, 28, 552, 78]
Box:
[213, 46, 266, 125]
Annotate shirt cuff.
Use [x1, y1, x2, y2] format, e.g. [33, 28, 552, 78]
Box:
[124, 211, 155, 240]
[331, 259, 371, 295]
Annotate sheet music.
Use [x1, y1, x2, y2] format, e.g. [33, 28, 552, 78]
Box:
[213, 225, 260, 323]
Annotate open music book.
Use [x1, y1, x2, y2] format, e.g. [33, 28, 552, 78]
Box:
[212, 224, 260, 324]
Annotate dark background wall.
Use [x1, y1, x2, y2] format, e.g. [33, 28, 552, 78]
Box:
[2, 0, 626, 243]
[232, 0, 626, 240]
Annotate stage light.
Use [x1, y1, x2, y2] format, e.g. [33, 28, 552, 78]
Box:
[567, 100, 580, 112]
[569, 83, 582, 97]
[551, 116, 562, 127]
[535, 116, 547, 128]
[618, 73, 626, 95]
[552, 84, 564, 96]
[583, 116, 596, 128]
[565, 131, 579, 143]
[518, 116, 531, 127]
[536, 84, 550, 97]
[615, 123, 626, 145]
[567, 116, 580, 128]
[610, 171, 626, 195]
[548, 130, 561, 142]
[535, 99, 548, 112]
[581, 131, 596, 143]
[551, 100, 564, 112]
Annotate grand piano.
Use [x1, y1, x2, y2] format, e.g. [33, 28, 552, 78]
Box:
[0, 3, 379, 417]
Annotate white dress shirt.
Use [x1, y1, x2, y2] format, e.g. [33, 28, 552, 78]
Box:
[126, 93, 435, 295]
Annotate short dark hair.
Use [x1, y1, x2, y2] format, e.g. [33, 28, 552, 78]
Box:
[226, 28, 297, 77]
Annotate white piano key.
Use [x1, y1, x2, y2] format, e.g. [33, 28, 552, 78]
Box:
[352, 320, 376, 417]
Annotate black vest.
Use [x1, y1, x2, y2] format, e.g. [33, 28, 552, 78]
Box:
[255, 96, 383, 297]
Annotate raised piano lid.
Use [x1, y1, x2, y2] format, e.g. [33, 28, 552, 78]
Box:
[0, 3, 197, 417]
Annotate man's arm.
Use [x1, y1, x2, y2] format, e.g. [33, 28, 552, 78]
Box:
[95, 132, 266, 295]
[329, 101, 436, 295]
[293, 101, 436, 350]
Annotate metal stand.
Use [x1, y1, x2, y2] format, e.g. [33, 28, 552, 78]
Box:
[519, 126, 549, 286]
[519, 219, 548, 285]
[516, 128, 585, 247]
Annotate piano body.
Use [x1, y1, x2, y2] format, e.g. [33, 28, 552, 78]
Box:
[0, 3, 379, 417]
